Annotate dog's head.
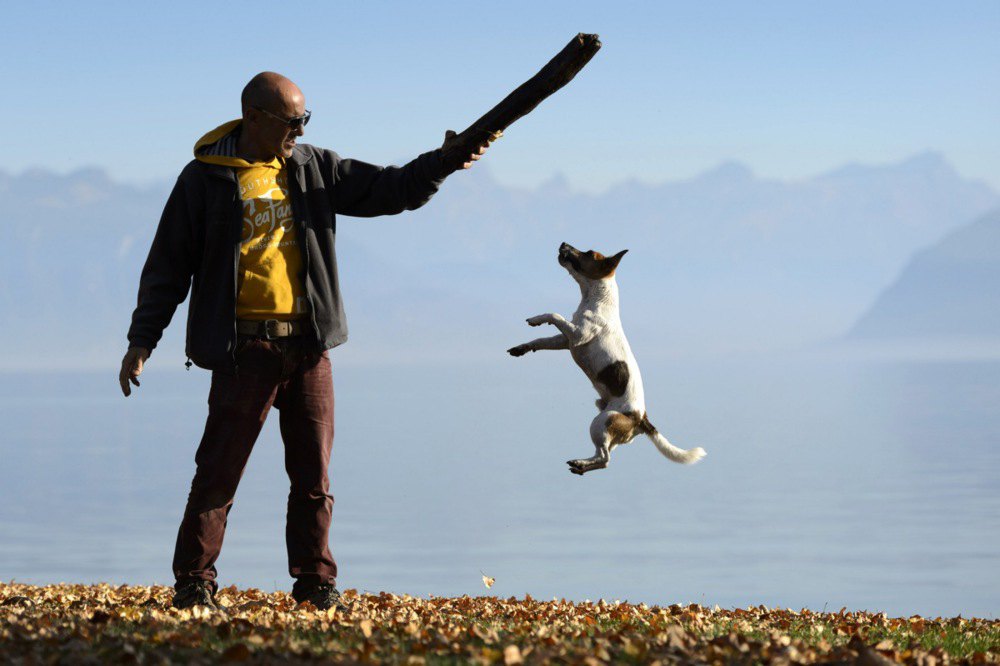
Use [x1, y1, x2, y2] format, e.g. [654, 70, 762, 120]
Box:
[558, 242, 628, 284]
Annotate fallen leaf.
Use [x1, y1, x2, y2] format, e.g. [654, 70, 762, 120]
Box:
[503, 644, 523, 665]
[220, 643, 251, 662]
[482, 575, 495, 589]
[1, 596, 33, 607]
[89, 610, 112, 624]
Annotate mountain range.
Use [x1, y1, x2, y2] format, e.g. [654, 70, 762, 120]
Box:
[1, 152, 996, 369]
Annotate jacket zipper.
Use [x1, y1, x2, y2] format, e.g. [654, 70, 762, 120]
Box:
[231, 183, 243, 375]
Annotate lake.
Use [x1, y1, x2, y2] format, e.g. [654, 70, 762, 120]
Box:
[1, 354, 997, 618]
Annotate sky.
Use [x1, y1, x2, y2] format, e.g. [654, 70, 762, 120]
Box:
[4, 1, 998, 193]
[3, 2, 999, 612]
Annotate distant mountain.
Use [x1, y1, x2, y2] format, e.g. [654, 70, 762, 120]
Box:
[347, 150, 999, 359]
[1, 152, 997, 369]
[849, 208, 1000, 340]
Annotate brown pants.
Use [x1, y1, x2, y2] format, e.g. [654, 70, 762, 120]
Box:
[172, 336, 336, 595]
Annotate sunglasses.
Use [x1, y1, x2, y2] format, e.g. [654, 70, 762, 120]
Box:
[253, 106, 311, 130]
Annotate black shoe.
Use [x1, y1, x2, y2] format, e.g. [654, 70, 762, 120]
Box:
[292, 583, 345, 611]
[171, 581, 219, 610]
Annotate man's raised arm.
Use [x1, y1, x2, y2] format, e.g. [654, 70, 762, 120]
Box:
[331, 132, 489, 218]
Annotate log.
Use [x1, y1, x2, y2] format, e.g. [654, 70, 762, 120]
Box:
[441, 33, 602, 170]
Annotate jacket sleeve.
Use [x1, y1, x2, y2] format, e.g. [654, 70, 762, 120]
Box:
[126, 176, 198, 354]
[330, 148, 450, 218]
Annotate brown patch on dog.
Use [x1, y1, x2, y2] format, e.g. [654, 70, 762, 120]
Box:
[580, 250, 628, 279]
[605, 411, 643, 444]
[596, 360, 630, 396]
[560, 244, 629, 280]
[639, 413, 657, 435]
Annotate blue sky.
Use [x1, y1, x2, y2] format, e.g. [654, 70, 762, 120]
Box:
[5, 1, 998, 192]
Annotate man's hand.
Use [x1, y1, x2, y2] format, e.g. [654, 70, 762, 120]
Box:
[119, 346, 150, 397]
[441, 130, 492, 172]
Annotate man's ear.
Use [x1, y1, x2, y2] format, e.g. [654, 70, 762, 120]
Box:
[606, 249, 628, 271]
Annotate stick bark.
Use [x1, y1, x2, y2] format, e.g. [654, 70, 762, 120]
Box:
[441, 33, 602, 170]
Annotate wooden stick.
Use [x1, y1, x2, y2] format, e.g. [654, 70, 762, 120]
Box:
[441, 33, 602, 169]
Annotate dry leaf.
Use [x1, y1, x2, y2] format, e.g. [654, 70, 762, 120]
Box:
[503, 644, 523, 665]
[482, 575, 495, 589]
[220, 643, 251, 662]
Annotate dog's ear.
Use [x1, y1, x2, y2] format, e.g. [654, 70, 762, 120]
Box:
[605, 249, 628, 271]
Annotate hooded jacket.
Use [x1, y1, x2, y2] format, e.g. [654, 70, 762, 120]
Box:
[127, 121, 449, 370]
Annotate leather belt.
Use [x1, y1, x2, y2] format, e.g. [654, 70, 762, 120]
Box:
[236, 318, 307, 339]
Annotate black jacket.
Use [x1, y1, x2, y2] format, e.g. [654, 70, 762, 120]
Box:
[127, 144, 448, 370]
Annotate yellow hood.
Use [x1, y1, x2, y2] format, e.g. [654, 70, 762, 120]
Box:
[193, 119, 282, 168]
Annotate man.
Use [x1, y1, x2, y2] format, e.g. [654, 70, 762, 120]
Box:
[119, 72, 487, 611]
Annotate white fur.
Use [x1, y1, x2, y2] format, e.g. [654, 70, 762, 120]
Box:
[647, 430, 706, 464]
[509, 244, 706, 474]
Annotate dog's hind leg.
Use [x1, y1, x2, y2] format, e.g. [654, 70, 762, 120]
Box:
[567, 411, 618, 475]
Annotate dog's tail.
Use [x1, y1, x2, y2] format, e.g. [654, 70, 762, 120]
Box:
[640, 415, 706, 464]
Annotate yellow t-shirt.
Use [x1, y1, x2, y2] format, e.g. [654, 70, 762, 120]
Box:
[236, 162, 308, 320]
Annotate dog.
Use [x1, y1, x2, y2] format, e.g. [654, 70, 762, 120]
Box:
[508, 243, 706, 475]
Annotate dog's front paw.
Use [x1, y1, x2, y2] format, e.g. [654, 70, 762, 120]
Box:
[567, 459, 587, 475]
[507, 344, 532, 357]
[526, 315, 548, 327]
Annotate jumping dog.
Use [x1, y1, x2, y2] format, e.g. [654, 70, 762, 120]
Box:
[508, 243, 706, 475]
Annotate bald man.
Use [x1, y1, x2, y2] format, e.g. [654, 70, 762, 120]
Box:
[121, 72, 487, 611]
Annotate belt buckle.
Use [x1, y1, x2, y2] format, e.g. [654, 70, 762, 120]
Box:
[263, 319, 281, 340]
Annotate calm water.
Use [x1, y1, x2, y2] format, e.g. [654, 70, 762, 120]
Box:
[1, 355, 997, 617]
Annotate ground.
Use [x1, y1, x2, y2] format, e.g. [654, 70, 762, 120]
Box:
[1, 583, 997, 664]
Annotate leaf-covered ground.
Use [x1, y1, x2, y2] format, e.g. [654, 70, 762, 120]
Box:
[1, 583, 997, 664]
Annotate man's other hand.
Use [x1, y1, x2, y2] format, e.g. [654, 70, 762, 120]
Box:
[119, 347, 150, 397]
[441, 130, 491, 171]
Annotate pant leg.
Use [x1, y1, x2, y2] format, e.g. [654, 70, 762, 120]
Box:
[172, 339, 281, 592]
[275, 345, 336, 588]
